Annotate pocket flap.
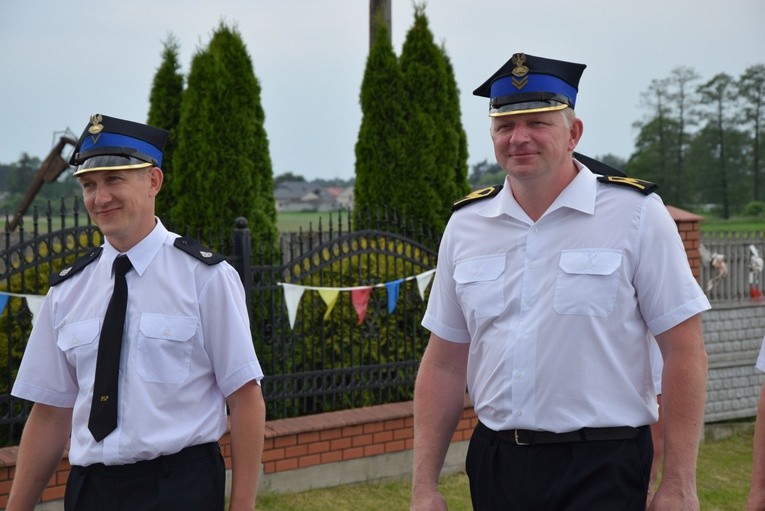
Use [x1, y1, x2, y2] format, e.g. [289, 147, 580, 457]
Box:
[454, 255, 505, 284]
[138, 314, 197, 342]
[56, 318, 100, 350]
[559, 250, 622, 276]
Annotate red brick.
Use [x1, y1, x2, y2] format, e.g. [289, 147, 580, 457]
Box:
[0, 480, 11, 496]
[330, 437, 352, 451]
[275, 458, 299, 472]
[363, 422, 384, 434]
[274, 436, 297, 448]
[261, 448, 285, 462]
[394, 428, 413, 440]
[285, 445, 308, 458]
[373, 431, 394, 444]
[0, 495, 7, 508]
[298, 431, 321, 444]
[263, 461, 276, 474]
[320, 428, 342, 441]
[299, 454, 322, 468]
[342, 425, 364, 438]
[385, 440, 406, 453]
[364, 444, 385, 457]
[321, 451, 343, 464]
[352, 434, 373, 447]
[384, 418, 406, 431]
[308, 441, 330, 454]
[343, 447, 364, 461]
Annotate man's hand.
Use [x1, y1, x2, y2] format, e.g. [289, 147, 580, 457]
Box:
[648, 479, 700, 511]
[411, 488, 448, 511]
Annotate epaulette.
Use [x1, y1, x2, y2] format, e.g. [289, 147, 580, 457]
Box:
[452, 185, 504, 211]
[596, 175, 658, 196]
[49, 247, 103, 287]
[173, 236, 225, 265]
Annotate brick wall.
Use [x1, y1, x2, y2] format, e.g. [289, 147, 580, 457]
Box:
[0, 400, 478, 509]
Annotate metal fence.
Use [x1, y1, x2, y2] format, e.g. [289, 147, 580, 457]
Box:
[0, 199, 439, 445]
[700, 231, 765, 302]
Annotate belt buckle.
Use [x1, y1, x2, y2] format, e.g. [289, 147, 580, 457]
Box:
[514, 429, 530, 446]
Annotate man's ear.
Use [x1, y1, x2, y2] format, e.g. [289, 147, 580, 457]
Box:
[568, 118, 584, 151]
[149, 166, 164, 197]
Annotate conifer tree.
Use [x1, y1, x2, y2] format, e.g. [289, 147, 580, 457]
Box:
[147, 34, 184, 223]
[399, 5, 466, 232]
[170, 23, 276, 246]
[354, 17, 407, 223]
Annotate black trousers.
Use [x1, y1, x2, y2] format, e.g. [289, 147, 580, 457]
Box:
[466, 422, 653, 511]
[64, 443, 225, 511]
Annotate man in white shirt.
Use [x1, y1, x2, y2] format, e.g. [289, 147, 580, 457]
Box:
[410, 53, 710, 510]
[8, 114, 265, 511]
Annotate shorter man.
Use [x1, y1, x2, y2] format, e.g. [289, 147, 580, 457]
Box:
[8, 114, 265, 511]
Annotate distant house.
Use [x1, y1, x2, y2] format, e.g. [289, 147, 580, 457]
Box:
[274, 181, 354, 212]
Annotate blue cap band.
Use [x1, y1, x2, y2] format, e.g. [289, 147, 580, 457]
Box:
[80, 132, 163, 167]
[490, 74, 578, 108]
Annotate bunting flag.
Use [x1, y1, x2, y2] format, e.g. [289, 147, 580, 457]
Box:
[277, 268, 436, 330]
[281, 283, 306, 329]
[385, 279, 404, 314]
[318, 289, 340, 320]
[0, 291, 46, 325]
[351, 287, 373, 325]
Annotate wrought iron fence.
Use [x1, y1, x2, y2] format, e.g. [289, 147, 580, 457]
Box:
[0, 200, 439, 445]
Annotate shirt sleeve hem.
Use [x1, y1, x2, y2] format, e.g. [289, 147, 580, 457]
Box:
[218, 362, 264, 398]
[421, 314, 471, 343]
[648, 295, 712, 335]
[11, 381, 77, 408]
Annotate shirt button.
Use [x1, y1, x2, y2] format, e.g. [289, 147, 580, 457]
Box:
[514, 410, 523, 417]
[527, 261, 535, 269]
[163, 328, 172, 337]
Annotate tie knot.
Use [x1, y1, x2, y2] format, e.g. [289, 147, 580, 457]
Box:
[113, 255, 133, 277]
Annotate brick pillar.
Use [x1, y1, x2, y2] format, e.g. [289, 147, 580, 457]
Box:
[666, 205, 703, 282]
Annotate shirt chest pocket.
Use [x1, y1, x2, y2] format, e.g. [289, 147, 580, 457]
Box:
[136, 314, 197, 384]
[454, 255, 506, 319]
[554, 249, 623, 317]
[56, 318, 100, 390]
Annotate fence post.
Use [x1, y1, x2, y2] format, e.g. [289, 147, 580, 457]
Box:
[231, 217, 253, 322]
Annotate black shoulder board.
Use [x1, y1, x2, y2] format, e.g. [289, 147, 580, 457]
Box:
[173, 236, 225, 265]
[596, 175, 659, 196]
[49, 247, 103, 287]
[452, 185, 504, 211]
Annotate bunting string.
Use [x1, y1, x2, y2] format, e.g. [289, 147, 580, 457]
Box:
[0, 291, 46, 326]
[278, 269, 435, 329]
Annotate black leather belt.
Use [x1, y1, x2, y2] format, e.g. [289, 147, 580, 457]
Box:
[75, 442, 221, 476]
[477, 421, 642, 446]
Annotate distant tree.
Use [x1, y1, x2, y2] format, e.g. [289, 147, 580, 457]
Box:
[627, 116, 684, 200]
[738, 65, 765, 200]
[696, 73, 738, 217]
[274, 172, 306, 185]
[354, 16, 407, 223]
[3, 154, 39, 195]
[147, 34, 185, 222]
[468, 159, 503, 188]
[596, 154, 627, 172]
[170, 22, 276, 246]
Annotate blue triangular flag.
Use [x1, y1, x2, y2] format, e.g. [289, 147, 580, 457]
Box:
[0, 294, 8, 317]
[385, 279, 404, 314]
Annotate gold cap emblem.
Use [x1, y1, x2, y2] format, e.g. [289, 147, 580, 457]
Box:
[88, 114, 104, 135]
[511, 53, 529, 90]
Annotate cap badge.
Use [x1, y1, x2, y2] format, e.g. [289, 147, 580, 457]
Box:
[511, 53, 529, 90]
[88, 114, 104, 135]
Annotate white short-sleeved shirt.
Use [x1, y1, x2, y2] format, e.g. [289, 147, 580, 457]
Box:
[12, 220, 263, 466]
[422, 164, 710, 432]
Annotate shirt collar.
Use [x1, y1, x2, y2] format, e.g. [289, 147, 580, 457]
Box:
[102, 218, 168, 277]
[477, 159, 597, 221]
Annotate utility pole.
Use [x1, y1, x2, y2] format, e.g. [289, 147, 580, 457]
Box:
[369, 0, 391, 49]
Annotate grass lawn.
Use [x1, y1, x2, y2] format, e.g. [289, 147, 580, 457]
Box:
[276, 211, 344, 233]
[254, 422, 755, 510]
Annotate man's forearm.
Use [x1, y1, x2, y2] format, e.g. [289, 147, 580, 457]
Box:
[228, 382, 266, 511]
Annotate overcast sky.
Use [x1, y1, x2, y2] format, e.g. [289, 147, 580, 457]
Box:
[1, 0, 763, 181]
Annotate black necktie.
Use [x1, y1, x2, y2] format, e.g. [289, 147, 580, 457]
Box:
[88, 255, 132, 442]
